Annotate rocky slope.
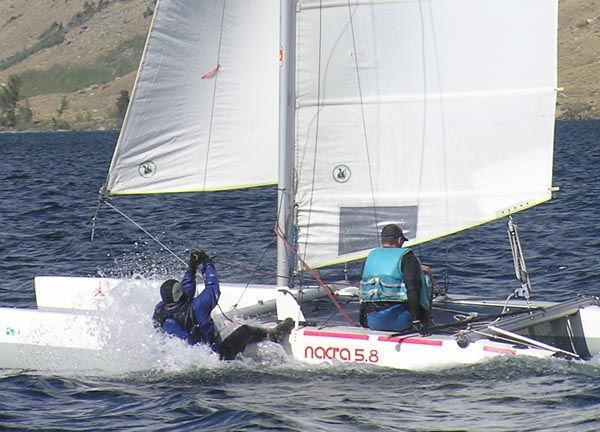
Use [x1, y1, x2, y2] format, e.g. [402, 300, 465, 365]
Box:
[0, 0, 598, 131]
[557, 0, 600, 119]
[0, 0, 152, 130]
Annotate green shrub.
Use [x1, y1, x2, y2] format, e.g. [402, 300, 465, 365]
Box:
[17, 35, 145, 99]
[3, 14, 23, 27]
[561, 102, 594, 120]
[0, 23, 66, 71]
[38, 22, 63, 40]
[98, 0, 110, 11]
[68, 1, 97, 28]
[51, 117, 70, 130]
[0, 76, 22, 127]
[0, 1, 111, 71]
[115, 90, 129, 128]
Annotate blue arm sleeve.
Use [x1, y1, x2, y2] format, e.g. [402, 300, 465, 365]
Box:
[180, 270, 197, 300]
[191, 262, 221, 325]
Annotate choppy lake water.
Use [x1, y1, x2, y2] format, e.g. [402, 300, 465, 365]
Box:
[1, 121, 600, 431]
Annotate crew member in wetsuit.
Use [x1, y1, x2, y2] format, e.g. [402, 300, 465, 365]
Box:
[359, 224, 433, 334]
[152, 250, 294, 360]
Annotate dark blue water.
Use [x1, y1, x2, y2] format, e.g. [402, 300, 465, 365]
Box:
[1, 121, 600, 431]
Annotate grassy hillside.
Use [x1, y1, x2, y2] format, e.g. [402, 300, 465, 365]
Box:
[0, 0, 153, 130]
[557, 0, 600, 119]
[0, 0, 598, 131]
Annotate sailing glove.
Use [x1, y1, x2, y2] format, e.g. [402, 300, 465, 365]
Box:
[188, 250, 210, 273]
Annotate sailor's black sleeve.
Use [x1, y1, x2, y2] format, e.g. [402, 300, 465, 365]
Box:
[401, 251, 422, 322]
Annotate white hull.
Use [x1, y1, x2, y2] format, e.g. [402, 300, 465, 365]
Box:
[285, 297, 600, 370]
[576, 306, 600, 354]
[0, 303, 562, 373]
[288, 326, 554, 370]
[0, 308, 104, 371]
[0, 276, 326, 372]
[2, 276, 600, 372]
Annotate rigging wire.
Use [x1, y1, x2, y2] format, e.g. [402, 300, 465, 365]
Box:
[98, 200, 287, 286]
[211, 255, 276, 279]
[95, 207, 358, 327]
[318, 300, 353, 330]
[101, 200, 188, 268]
[227, 237, 277, 311]
[275, 221, 356, 326]
[95, 200, 276, 324]
[90, 188, 105, 242]
[99, 198, 348, 291]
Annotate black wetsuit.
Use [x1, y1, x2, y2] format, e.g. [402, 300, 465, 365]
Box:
[152, 262, 278, 360]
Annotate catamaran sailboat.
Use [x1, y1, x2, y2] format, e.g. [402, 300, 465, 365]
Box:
[2, 0, 599, 371]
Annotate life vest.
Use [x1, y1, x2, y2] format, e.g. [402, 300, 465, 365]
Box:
[360, 247, 433, 310]
[360, 247, 410, 303]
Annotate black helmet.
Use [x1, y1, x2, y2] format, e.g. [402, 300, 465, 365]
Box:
[160, 279, 184, 304]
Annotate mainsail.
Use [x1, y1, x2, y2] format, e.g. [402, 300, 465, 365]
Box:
[105, 0, 280, 195]
[293, 0, 558, 268]
[103, 0, 558, 273]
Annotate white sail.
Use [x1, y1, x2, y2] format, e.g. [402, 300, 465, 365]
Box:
[293, 0, 558, 268]
[106, 0, 280, 195]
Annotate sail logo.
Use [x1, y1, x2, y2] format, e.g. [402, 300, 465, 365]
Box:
[138, 161, 156, 178]
[5, 327, 16, 336]
[333, 164, 351, 183]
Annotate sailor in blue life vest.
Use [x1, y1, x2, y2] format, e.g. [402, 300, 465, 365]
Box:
[359, 224, 433, 334]
[152, 250, 294, 360]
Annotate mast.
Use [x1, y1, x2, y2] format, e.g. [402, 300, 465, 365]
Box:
[276, 0, 295, 287]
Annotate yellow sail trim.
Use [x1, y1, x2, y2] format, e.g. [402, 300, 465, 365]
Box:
[109, 181, 278, 196]
[307, 195, 553, 270]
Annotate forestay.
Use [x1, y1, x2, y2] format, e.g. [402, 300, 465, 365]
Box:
[106, 0, 280, 195]
[293, 0, 558, 268]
